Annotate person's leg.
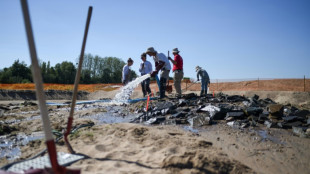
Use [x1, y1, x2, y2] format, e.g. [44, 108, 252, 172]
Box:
[203, 80, 208, 96]
[145, 78, 151, 95]
[174, 70, 183, 96]
[201, 78, 206, 96]
[160, 70, 170, 98]
[141, 80, 146, 97]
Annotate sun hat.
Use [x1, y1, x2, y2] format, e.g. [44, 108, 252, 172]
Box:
[172, 48, 180, 53]
[146, 47, 156, 53]
[195, 66, 201, 72]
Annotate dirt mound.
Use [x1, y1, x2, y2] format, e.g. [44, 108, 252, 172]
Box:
[58, 123, 254, 173]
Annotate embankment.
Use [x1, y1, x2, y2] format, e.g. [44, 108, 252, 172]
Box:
[0, 89, 89, 100]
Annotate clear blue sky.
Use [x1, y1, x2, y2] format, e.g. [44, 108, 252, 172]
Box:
[1, 0, 309, 80]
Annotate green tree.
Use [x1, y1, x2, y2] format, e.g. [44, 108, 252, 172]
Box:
[0, 60, 32, 83]
[54, 61, 76, 84]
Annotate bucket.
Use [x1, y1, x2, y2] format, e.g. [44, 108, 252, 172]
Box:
[166, 85, 172, 93]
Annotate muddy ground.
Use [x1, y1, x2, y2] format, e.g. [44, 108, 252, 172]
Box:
[0, 89, 310, 174]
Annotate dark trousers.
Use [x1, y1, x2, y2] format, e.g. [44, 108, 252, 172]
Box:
[141, 78, 151, 97]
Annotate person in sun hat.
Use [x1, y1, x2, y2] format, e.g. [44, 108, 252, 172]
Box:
[196, 65, 210, 96]
[122, 58, 134, 85]
[168, 48, 183, 98]
[139, 52, 153, 97]
[146, 47, 171, 99]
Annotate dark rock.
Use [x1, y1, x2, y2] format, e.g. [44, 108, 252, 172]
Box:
[295, 110, 310, 118]
[307, 117, 310, 125]
[183, 93, 197, 100]
[0, 105, 10, 111]
[276, 122, 291, 129]
[252, 94, 259, 100]
[188, 115, 211, 127]
[169, 112, 186, 119]
[292, 126, 308, 138]
[264, 120, 278, 128]
[268, 104, 284, 119]
[227, 95, 249, 102]
[226, 112, 244, 118]
[178, 99, 187, 107]
[282, 121, 302, 128]
[145, 116, 165, 125]
[245, 107, 263, 116]
[225, 117, 234, 122]
[282, 116, 298, 122]
[182, 108, 191, 112]
[175, 119, 189, 124]
[162, 119, 177, 125]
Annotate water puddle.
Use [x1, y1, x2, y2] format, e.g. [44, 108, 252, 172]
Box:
[0, 132, 44, 160]
[257, 130, 285, 144]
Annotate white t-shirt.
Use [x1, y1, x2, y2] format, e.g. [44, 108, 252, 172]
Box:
[122, 64, 130, 81]
[153, 52, 171, 70]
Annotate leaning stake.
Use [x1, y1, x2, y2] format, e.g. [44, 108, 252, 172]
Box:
[20, 0, 65, 173]
[64, 6, 93, 154]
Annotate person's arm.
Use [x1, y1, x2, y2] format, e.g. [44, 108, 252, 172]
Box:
[139, 63, 143, 72]
[149, 61, 153, 72]
[150, 61, 165, 77]
[168, 57, 177, 65]
[197, 71, 200, 81]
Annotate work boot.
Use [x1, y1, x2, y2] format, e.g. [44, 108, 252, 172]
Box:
[204, 90, 207, 96]
[200, 90, 204, 97]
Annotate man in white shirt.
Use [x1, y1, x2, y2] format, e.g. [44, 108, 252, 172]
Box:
[145, 47, 171, 98]
[122, 58, 134, 85]
[139, 53, 153, 97]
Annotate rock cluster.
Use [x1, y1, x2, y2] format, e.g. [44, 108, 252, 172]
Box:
[131, 93, 310, 138]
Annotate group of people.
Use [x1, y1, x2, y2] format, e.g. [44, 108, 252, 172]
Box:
[122, 47, 210, 98]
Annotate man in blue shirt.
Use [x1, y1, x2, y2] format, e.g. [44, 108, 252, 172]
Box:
[196, 66, 210, 96]
[139, 53, 153, 97]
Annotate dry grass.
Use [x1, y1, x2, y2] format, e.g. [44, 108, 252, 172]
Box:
[0, 83, 122, 92]
[0, 79, 309, 93]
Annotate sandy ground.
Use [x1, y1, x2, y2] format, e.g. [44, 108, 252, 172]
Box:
[0, 88, 310, 173]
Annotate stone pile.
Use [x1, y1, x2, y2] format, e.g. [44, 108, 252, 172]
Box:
[131, 93, 310, 138]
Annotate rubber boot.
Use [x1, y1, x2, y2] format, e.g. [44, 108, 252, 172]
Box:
[200, 90, 204, 97]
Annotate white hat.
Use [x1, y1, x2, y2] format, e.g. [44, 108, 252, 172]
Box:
[195, 66, 201, 72]
[172, 48, 180, 53]
[146, 47, 156, 53]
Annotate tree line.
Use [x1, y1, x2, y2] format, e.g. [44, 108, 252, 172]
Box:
[0, 54, 137, 84]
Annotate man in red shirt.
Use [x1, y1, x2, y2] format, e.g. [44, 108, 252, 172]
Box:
[168, 48, 183, 97]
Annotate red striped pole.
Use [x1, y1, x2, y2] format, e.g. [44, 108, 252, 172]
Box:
[20, 0, 64, 172]
[64, 6, 93, 154]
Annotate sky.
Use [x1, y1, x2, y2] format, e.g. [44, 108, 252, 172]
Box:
[0, 0, 309, 80]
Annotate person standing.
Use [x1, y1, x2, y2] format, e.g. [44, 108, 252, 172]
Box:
[139, 53, 153, 97]
[196, 66, 210, 96]
[168, 48, 183, 98]
[146, 47, 171, 98]
[122, 58, 134, 85]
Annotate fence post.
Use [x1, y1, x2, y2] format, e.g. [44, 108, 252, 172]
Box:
[258, 77, 259, 90]
[304, 75, 306, 92]
[186, 80, 188, 91]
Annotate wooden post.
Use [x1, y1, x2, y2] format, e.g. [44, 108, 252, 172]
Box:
[186, 80, 188, 91]
[304, 75, 306, 92]
[258, 77, 259, 90]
